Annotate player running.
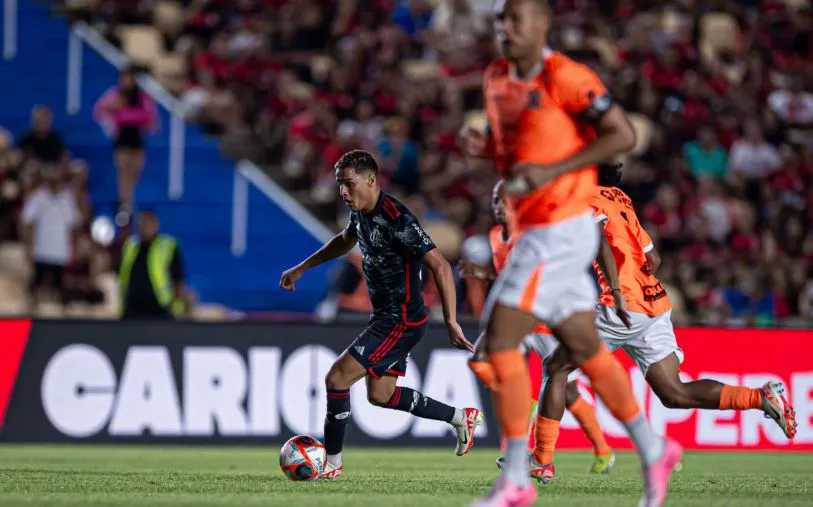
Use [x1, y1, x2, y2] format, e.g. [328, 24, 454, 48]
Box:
[588, 164, 796, 437]
[460, 1, 681, 505]
[280, 150, 483, 480]
[461, 181, 615, 483]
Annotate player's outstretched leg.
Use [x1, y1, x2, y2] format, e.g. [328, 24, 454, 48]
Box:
[321, 352, 368, 479]
[367, 375, 484, 456]
[565, 381, 616, 473]
[555, 312, 681, 507]
[645, 354, 797, 438]
[471, 304, 538, 507]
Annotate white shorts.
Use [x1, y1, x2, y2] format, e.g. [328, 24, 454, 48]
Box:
[482, 211, 599, 328]
[595, 304, 683, 375]
[522, 333, 581, 384]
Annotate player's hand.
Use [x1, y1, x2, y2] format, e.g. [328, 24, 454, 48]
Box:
[458, 127, 487, 158]
[447, 320, 474, 352]
[280, 265, 305, 292]
[458, 259, 494, 281]
[505, 162, 563, 195]
[612, 289, 632, 329]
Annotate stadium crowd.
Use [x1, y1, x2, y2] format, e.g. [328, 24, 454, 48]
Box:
[0, 107, 115, 317]
[61, 0, 813, 326]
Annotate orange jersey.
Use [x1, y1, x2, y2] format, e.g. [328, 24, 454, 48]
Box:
[590, 187, 672, 316]
[488, 225, 552, 335]
[483, 50, 610, 229]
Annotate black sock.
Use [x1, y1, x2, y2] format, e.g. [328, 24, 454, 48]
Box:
[384, 387, 455, 423]
[324, 389, 351, 455]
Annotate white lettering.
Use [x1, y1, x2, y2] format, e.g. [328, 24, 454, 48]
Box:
[413, 350, 486, 438]
[183, 347, 248, 436]
[696, 373, 739, 445]
[792, 372, 813, 444]
[109, 347, 182, 436]
[280, 345, 337, 436]
[741, 374, 788, 446]
[352, 362, 420, 439]
[248, 347, 281, 436]
[41, 344, 116, 438]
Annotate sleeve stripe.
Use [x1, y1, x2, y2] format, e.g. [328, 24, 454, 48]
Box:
[642, 242, 654, 253]
[593, 214, 608, 224]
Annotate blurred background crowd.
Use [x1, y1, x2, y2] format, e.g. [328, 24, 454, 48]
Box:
[1, 0, 812, 326]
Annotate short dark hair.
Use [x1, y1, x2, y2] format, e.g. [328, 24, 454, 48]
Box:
[335, 150, 379, 175]
[597, 162, 623, 187]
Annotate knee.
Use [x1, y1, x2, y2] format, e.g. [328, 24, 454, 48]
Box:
[367, 388, 394, 407]
[325, 370, 348, 391]
[654, 385, 688, 409]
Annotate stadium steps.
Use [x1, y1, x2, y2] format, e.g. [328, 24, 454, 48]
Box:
[0, 1, 331, 312]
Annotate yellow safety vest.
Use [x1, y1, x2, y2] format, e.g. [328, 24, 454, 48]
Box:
[119, 234, 181, 315]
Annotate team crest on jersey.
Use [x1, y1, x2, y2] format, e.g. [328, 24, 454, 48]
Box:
[369, 227, 384, 247]
[527, 90, 541, 109]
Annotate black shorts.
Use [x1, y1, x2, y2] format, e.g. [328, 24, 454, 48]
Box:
[348, 318, 428, 379]
[115, 127, 144, 150]
[32, 262, 65, 292]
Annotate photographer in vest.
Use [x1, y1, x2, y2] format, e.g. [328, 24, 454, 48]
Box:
[118, 210, 186, 319]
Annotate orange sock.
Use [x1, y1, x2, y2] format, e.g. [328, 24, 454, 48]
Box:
[719, 385, 763, 410]
[533, 416, 559, 465]
[568, 395, 612, 456]
[579, 344, 641, 423]
[489, 349, 531, 438]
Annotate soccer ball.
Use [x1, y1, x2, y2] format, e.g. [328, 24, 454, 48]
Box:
[279, 435, 326, 481]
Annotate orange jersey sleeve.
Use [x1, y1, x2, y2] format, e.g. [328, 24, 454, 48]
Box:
[483, 52, 610, 229]
[591, 187, 671, 317]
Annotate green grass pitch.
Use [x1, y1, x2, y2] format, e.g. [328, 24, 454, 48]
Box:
[0, 445, 810, 506]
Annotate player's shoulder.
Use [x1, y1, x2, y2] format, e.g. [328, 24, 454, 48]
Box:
[546, 51, 602, 86]
[376, 194, 416, 226]
[488, 224, 504, 245]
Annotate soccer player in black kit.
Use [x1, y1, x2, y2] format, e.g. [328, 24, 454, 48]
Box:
[280, 150, 484, 479]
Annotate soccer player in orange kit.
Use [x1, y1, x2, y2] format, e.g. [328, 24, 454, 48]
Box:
[461, 181, 615, 483]
[459, 1, 681, 505]
[589, 164, 796, 435]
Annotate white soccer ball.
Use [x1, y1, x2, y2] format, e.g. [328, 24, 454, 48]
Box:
[279, 435, 326, 481]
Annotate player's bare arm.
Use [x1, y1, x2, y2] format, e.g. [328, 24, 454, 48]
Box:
[507, 106, 636, 193]
[422, 248, 474, 352]
[280, 229, 358, 292]
[594, 226, 632, 329]
[646, 247, 661, 274]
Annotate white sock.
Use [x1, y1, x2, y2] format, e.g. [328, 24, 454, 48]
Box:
[327, 453, 342, 467]
[624, 414, 664, 466]
[450, 408, 465, 426]
[503, 437, 530, 488]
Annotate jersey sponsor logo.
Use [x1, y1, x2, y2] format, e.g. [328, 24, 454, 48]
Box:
[411, 223, 432, 245]
[334, 412, 351, 420]
[642, 282, 667, 302]
[599, 188, 633, 208]
[355, 345, 365, 357]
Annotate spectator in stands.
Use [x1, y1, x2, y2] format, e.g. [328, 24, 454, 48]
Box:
[18, 106, 66, 191]
[729, 120, 782, 181]
[118, 210, 186, 319]
[683, 125, 728, 180]
[20, 165, 79, 311]
[93, 67, 158, 227]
